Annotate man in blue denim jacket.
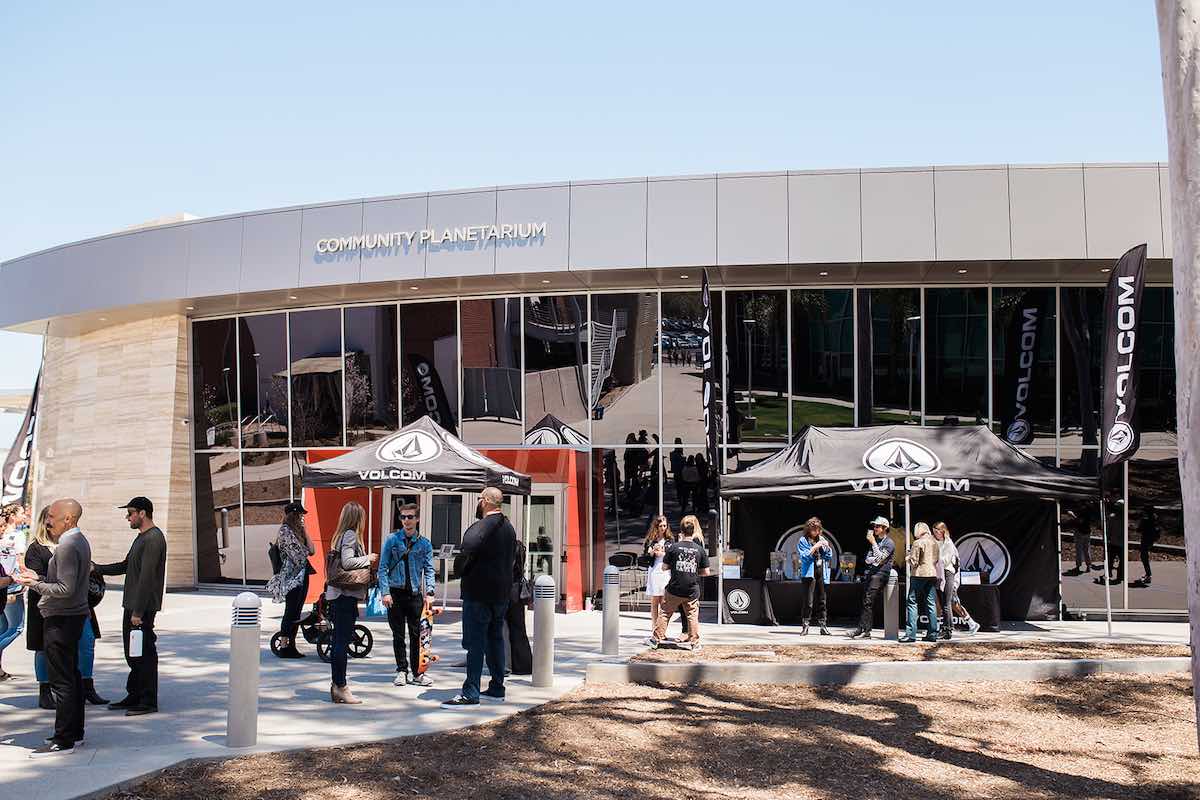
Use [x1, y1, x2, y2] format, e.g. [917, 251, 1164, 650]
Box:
[378, 503, 436, 687]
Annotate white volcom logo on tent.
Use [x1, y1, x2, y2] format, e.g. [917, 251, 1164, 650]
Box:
[863, 439, 942, 475]
[377, 430, 442, 464]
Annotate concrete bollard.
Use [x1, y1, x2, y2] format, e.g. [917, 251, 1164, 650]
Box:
[532, 574, 556, 688]
[602, 565, 620, 656]
[884, 569, 900, 641]
[227, 592, 261, 748]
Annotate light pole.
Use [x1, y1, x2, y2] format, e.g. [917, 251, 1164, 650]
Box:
[252, 353, 261, 417]
[905, 315, 921, 422]
[742, 318, 756, 422]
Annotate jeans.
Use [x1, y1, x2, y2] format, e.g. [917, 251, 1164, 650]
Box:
[122, 609, 158, 707]
[905, 577, 939, 639]
[460, 597, 507, 701]
[386, 589, 423, 673]
[280, 573, 310, 642]
[43, 614, 86, 745]
[35, 619, 96, 681]
[935, 573, 956, 635]
[0, 595, 25, 654]
[329, 595, 359, 688]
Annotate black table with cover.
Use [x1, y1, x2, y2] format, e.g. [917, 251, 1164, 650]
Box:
[754, 578, 1001, 630]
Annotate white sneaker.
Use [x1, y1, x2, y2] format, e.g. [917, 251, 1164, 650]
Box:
[967, 621, 981, 634]
[409, 672, 433, 687]
[392, 671, 409, 686]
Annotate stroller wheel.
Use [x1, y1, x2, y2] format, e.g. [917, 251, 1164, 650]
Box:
[349, 625, 374, 658]
[316, 631, 333, 663]
[269, 632, 287, 656]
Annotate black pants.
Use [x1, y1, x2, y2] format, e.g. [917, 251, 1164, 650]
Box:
[800, 572, 827, 626]
[122, 608, 159, 708]
[387, 588, 424, 673]
[44, 614, 85, 745]
[505, 597, 532, 675]
[936, 577, 954, 635]
[280, 573, 310, 642]
[329, 595, 358, 688]
[858, 571, 888, 632]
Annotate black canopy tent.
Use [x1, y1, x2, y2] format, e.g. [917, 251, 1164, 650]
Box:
[717, 425, 1097, 624]
[523, 413, 590, 448]
[300, 415, 532, 494]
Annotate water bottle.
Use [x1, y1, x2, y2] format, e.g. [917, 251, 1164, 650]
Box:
[129, 626, 143, 658]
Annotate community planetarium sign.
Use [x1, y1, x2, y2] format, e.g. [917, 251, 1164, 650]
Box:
[316, 221, 547, 253]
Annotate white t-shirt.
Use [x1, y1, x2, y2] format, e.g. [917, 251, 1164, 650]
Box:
[0, 527, 28, 592]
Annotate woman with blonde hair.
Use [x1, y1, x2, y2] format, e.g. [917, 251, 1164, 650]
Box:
[325, 501, 376, 704]
[642, 515, 672, 627]
[933, 522, 979, 636]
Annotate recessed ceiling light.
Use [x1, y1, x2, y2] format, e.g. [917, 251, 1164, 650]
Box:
[819, 271, 829, 277]
[957, 268, 968, 274]
[288, 295, 298, 300]
[409, 286, 419, 290]
[99, 317, 107, 321]
[540, 279, 551, 284]
[1100, 268, 1111, 273]
[679, 274, 689, 279]
[185, 305, 195, 311]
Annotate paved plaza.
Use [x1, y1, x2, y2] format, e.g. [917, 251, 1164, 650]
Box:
[0, 588, 1191, 800]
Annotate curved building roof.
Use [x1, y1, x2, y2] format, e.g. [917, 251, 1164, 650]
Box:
[0, 162, 1172, 335]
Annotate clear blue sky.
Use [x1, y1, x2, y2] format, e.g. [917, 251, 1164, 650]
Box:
[0, 2, 1170, 442]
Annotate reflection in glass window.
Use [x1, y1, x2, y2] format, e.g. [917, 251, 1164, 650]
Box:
[1137, 288, 1177, 445]
[289, 308, 343, 447]
[524, 295, 589, 435]
[461, 298, 522, 444]
[194, 452, 242, 584]
[992, 288, 1056, 445]
[726, 290, 788, 443]
[663, 445, 718, 544]
[192, 318, 238, 449]
[1060, 287, 1104, 447]
[401, 301, 459, 433]
[344, 304, 398, 445]
[924, 288, 988, 426]
[238, 314, 290, 448]
[241, 451, 291, 585]
[1059, 448, 1125, 610]
[591, 447, 657, 607]
[791, 289, 854, 430]
[661, 291, 721, 446]
[1127, 453, 1183, 609]
[859, 288, 921, 425]
[591, 293, 660, 446]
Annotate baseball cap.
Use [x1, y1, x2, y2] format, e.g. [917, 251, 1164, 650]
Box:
[870, 516, 890, 528]
[284, 501, 308, 515]
[118, 497, 154, 515]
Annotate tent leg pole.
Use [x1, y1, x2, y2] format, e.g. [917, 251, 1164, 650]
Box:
[1100, 496, 1114, 637]
[716, 497, 725, 626]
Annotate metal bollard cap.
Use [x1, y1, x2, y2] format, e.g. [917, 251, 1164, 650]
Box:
[233, 592, 262, 609]
[603, 564, 619, 574]
[231, 591, 262, 627]
[534, 574, 555, 587]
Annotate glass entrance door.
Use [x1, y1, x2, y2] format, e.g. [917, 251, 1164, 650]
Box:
[526, 492, 561, 584]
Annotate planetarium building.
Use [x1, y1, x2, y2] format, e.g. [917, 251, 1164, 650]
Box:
[0, 162, 1183, 619]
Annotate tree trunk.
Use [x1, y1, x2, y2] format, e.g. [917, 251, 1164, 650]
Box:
[1156, 0, 1200, 752]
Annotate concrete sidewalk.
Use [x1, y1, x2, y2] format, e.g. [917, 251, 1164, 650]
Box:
[0, 588, 1191, 800]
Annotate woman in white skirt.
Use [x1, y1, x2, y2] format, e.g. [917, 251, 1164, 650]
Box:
[643, 515, 672, 626]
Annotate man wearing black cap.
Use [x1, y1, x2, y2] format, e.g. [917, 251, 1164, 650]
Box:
[95, 497, 167, 716]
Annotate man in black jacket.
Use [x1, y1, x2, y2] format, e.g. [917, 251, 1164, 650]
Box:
[442, 487, 515, 709]
[95, 497, 167, 716]
[848, 516, 896, 640]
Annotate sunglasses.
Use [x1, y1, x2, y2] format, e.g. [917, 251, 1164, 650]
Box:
[399, 514, 417, 520]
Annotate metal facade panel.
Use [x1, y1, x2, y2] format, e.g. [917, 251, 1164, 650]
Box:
[934, 168, 1011, 261]
[569, 180, 647, 270]
[717, 174, 788, 266]
[299, 202, 363, 288]
[861, 169, 935, 262]
[186, 217, 243, 298]
[647, 177, 716, 268]
[426, 190, 498, 278]
[788, 171, 861, 263]
[239, 210, 302, 293]
[359, 195, 428, 282]
[1083, 165, 1164, 259]
[495, 184, 570, 274]
[1009, 166, 1086, 260]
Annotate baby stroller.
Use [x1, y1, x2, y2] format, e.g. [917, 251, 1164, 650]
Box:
[269, 594, 374, 663]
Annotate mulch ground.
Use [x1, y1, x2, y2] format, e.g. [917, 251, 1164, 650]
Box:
[108, 673, 1199, 800]
[631, 641, 1193, 663]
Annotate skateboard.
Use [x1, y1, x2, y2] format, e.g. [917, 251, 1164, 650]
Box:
[416, 604, 444, 675]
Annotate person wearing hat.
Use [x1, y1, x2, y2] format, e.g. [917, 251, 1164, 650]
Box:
[847, 515, 896, 639]
[266, 501, 316, 659]
[94, 496, 167, 716]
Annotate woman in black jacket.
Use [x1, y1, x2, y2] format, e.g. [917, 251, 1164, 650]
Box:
[505, 535, 533, 675]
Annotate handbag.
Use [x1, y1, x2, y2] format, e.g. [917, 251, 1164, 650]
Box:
[325, 545, 371, 591]
[267, 541, 282, 576]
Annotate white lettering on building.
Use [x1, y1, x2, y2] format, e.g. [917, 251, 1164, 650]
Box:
[317, 222, 547, 254]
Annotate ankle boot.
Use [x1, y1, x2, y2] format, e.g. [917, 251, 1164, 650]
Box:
[38, 682, 54, 710]
[331, 683, 363, 704]
[84, 678, 110, 705]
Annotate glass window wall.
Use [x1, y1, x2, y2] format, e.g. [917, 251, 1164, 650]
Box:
[591, 292, 660, 446]
[1137, 287, 1177, 447]
[924, 288, 987, 426]
[194, 452, 242, 584]
[859, 288, 921, 425]
[992, 287, 1056, 445]
[238, 314, 289, 448]
[191, 318, 238, 449]
[241, 451, 291, 585]
[461, 298, 523, 444]
[726, 290, 788, 443]
[344, 304, 399, 445]
[401, 301, 459, 433]
[289, 308, 343, 447]
[790, 288, 854, 430]
[524, 294, 589, 436]
[661, 291, 721, 446]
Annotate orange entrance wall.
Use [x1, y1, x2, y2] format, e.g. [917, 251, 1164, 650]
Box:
[299, 447, 588, 611]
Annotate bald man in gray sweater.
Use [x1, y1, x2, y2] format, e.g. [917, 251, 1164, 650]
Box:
[16, 499, 91, 757]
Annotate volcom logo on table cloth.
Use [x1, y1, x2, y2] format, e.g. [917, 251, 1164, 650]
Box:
[726, 588, 752, 613]
[955, 532, 1011, 585]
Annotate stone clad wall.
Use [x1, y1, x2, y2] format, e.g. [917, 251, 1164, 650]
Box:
[34, 314, 195, 589]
